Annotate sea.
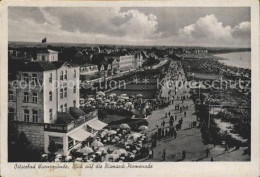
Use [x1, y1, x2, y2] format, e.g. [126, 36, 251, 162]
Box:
[214, 51, 251, 69]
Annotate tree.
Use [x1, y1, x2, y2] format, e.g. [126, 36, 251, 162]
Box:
[48, 140, 58, 155]
[16, 132, 30, 150]
[15, 132, 31, 162]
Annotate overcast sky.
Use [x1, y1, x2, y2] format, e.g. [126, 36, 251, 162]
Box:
[9, 7, 251, 47]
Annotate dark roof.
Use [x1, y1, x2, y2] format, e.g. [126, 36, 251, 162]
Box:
[109, 51, 131, 57]
[81, 108, 96, 114]
[55, 112, 76, 124]
[69, 107, 87, 118]
[107, 58, 115, 64]
[19, 61, 57, 72]
[8, 60, 77, 73]
[80, 63, 96, 67]
[51, 61, 76, 68]
[38, 49, 59, 54]
[9, 59, 26, 73]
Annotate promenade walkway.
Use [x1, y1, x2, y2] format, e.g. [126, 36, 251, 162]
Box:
[141, 60, 249, 161]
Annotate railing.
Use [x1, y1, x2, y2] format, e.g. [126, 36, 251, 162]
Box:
[44, 110, 98, 133]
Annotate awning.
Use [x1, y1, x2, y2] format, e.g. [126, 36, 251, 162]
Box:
[87, 119, 107, 130]
[69, 129, 93, 141]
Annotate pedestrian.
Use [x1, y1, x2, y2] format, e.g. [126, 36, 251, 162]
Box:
[225, 143, 229, 151]
[182, 150, 186, 160]
[184, 111, 186, 117]
[165, 128, 169, 137]
[162, 128, 165, 137]
[210, 157, 214, 161]
[170, 127, 174, 137]
[206, 148, 210, 158]
[162, 120, 165, 127]
[170, 119, 173, 126]
[154, 139, 157, 147]
[170, 115, 174, 122]
[158, 128, 161, 141]
[149, 148, 154, 158]
[174, 130, 177, 139]
[162, 149, 166, 161]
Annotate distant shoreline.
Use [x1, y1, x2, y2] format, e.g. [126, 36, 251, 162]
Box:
[212, 50, 251, 55]
[8, 41, 251, 51]
[214, 51, 251, 70]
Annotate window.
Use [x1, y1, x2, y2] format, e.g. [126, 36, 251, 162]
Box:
[64, 104, 67, 112]
[32, 92, 38, 103]
[60, 71, 63, 80]
[64, 71, 67, 80]
[42, 55, 46, 61]
[8, 108, 15, 121]
[49, 136, 63, 149]
[32, 110, 38, 123]
[23, 92, 29, 103]
[24, 109, 30, 122]
[8, 91, 14, 101]
[73, 85, 76, 93]
[74, 69, 76, 78]
[60, 89, 63, 99]
[32, 73, 38, 83]
[73, 100, 76, 107]
[23, 73, 29, 83]
[49, 109, 52, 120]
[68, 136, 74, 149]
[49, 91, 52, 101]
[64, 87, 67, 98]
[60, 105, 63, 112]
[49, 73, 52, 83]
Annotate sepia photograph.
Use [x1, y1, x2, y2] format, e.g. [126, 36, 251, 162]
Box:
[7, 6, 252, 163]
[1, 1, 259, 176]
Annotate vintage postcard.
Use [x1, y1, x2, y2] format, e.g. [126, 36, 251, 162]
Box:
[0, 0, 259, 176]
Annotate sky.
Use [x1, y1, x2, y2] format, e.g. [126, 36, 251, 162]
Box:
[8, 7, 251, 47]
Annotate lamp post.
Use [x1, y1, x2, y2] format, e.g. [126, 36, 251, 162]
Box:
[208, 105, 211, 129]
[199, 82, 201, 102]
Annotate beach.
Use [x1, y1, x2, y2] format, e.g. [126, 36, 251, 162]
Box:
[214, 52, 251, 69]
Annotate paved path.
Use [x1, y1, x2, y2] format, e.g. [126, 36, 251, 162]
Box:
[141, 60, 249, 161]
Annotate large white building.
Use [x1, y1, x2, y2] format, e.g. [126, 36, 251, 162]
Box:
[110, 54, 136, 70]
[36, 49, 59, 62]
[133, 52, 144, 68]
[8, 50, 107, 156]
[80, 64, 98, 76]
[9, 61, 80, 123]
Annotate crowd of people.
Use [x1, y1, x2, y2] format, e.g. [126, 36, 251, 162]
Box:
[147, 60, 196, 160]
[42, 124, 153, 162]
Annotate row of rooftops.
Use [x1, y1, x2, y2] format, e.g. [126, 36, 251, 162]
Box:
[37, 49, 59, 54]
[8, 59, 79, 81]
[8, 48, 147, 79]
[9, 59, 77, 72]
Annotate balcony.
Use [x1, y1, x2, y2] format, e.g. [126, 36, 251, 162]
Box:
[44, 110, 98, 133]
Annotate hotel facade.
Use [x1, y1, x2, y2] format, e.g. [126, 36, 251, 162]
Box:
[8, 50, 107, 156]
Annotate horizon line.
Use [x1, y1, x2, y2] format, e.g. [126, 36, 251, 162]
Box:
[8, 40, 251, 49]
